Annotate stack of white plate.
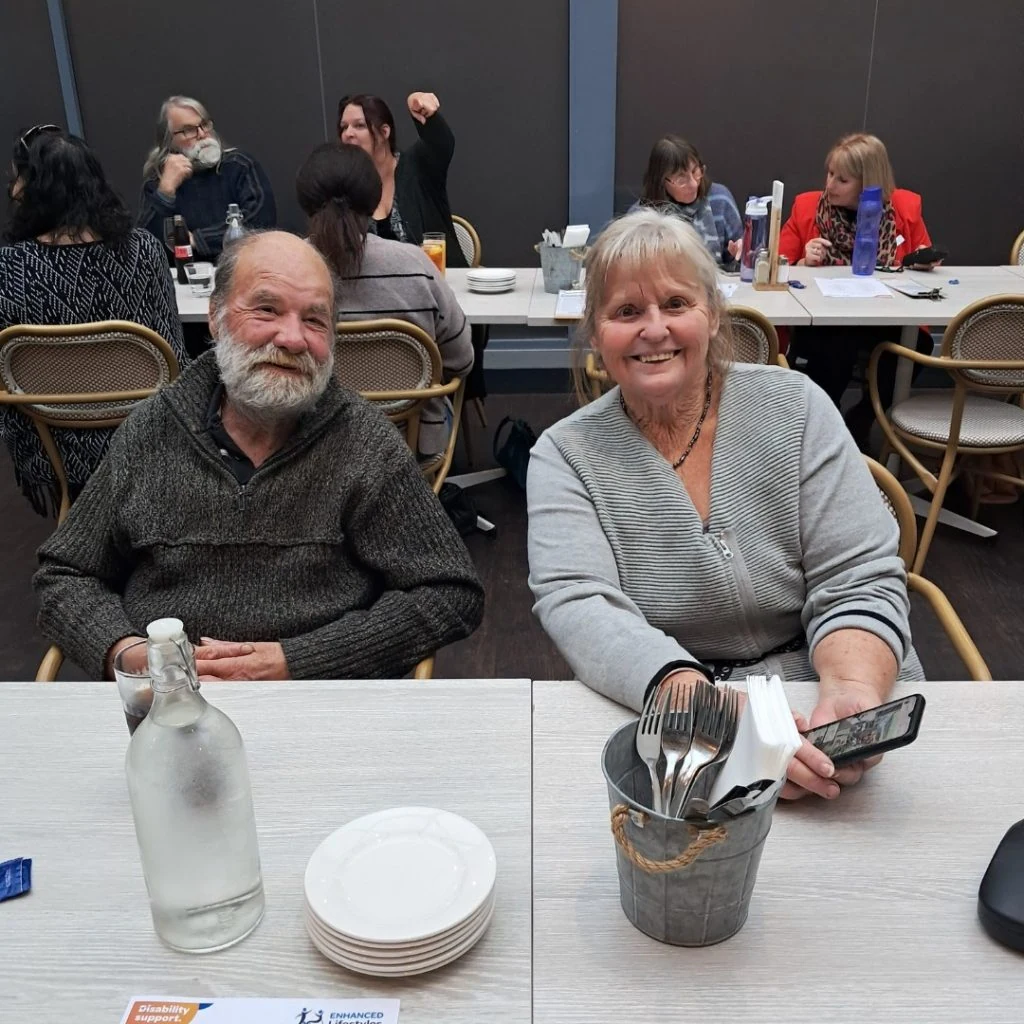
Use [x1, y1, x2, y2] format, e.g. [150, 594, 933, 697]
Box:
[466, 268, 516, 294]
[304, 807, 497, 977]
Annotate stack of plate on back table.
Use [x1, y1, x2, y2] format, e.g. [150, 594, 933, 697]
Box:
[303, 806, 497, 977]
[466, 268, 517, 294]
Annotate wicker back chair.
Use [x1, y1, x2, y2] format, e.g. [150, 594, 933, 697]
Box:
[864, 457, 990, 680]
[867, 295, 1024, 572]
[728, 306, 788, 368]
[0, 321, 181, 682]
[334, 318, 463, 494]
[451, 215, 482, 267]
[1010, 229, 1024, 266]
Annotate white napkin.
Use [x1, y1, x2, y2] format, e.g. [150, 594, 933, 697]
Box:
[709, 674, 801, 805]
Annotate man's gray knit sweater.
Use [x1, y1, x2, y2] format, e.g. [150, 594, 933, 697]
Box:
[34, 352, 484, 680]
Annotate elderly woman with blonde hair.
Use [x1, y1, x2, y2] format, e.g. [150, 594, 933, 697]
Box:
[779, 133, 937, 444]
[526, 209, 924, 801]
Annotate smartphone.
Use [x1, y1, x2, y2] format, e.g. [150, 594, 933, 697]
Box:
[801, 693, 925, 767]
[902, 246, 948, 268]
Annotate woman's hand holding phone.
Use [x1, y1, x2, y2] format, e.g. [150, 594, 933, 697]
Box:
[782, 681, 884, 801]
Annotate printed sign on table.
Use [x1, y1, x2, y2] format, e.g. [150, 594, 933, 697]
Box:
[120, 998, 399, 1024]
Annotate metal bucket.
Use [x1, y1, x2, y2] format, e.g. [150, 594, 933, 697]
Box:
[602, 719, 776, 946]
[536, 244, 586, 292]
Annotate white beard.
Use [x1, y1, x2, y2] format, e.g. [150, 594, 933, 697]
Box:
[186, 136, 223, 169]
[214, 323, 334, 425]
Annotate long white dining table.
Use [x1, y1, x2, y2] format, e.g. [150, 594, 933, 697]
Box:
[173, 268, 536, 326]
[524, 269, 814, 327]
[532, 678, 1024, 1024]
[175, 265, 1024, 341]
[2, 680, 533, 1024]
[5, 677, 1022, 1022]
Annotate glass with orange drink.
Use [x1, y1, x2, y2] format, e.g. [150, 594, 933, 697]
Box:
[421, 232, 446, 276]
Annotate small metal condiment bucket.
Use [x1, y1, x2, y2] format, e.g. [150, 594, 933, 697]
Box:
[536, 243, 586, 292]
[602, 719, 776, 946]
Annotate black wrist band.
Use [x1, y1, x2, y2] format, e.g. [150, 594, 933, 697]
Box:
[643, 660, 715, 704]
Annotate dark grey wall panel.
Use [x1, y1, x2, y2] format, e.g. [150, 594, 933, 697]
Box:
[616, 1, 875, 217]
[1, 1, 66, 229]
[62, 0, 324, 233]
[316, 0, 568, 266]
[866, 2, 1024, 265]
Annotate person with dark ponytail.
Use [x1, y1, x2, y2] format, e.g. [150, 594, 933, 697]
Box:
[297, 143, 472, 457]
[337, 91, 464, 266]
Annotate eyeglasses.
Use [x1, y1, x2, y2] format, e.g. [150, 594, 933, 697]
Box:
[172, 119, 213, 142]
[18, 124, 62, 156]
[665, 165, 704, 187]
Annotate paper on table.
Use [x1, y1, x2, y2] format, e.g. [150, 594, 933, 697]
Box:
[554, 289, 585, 319]
[718, 281, 738, 299]
[814, 277, 892, 298]
[120, 998, 400, 1024]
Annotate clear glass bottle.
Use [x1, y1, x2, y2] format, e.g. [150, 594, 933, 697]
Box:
[224, 204, 245, 246]
[126, 617, 264, 953]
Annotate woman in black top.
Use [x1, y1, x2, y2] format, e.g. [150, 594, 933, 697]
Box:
[337, 91, 466, 267]
[0, 126, 186, 516]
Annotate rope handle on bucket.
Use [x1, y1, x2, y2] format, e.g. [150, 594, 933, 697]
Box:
[610, 803, 728, 874]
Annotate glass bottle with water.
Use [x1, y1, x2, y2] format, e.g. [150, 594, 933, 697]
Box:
[852, 186, 884, 276]
[224, 203, 245, 245]
[125, 617, 264, 953]
[740, 196, 770, 282]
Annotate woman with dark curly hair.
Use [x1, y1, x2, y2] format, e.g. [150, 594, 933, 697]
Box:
[1, 126, 186, 516]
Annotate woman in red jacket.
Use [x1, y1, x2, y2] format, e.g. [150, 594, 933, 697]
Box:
[780, 134, 938, 446]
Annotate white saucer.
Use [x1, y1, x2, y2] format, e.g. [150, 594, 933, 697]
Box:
[307, 899, 495, 977]
[466, 268, 516, 283]
[304, 807, 497, 944]
[304, 891, 494, 962]
[468, 283, 516, 294]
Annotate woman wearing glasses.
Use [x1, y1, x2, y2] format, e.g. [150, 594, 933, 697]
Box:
[632, 136, 743, 269]
[337, 91, 465, 267]
[138, 95, 276, 259]
[1, 126, 186, 517]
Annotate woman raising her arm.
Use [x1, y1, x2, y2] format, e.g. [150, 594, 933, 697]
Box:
[337, 91, 465, 267]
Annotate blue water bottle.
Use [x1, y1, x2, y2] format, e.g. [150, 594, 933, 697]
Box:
[852, 186, 883, 276]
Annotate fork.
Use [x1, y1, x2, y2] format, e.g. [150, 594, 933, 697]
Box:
[635, 684, 669, 815]
[658, 681, 694, 815]
[671, 684, 740, 818]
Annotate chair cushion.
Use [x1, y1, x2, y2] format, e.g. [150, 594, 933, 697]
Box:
[891, 393, 1024, 446]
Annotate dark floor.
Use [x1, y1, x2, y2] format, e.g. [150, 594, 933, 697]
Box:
[2, 393, 1021, 682]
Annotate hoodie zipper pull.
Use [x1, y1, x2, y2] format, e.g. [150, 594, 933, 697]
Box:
[709, 531, 733, 559]
[234, 485, 250, 513]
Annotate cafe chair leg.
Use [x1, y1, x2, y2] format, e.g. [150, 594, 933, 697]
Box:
[36, 644, 64, 682]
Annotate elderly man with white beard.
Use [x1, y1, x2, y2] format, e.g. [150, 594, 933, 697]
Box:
[138, 95, 276, 258]
[33, 231, 484, 682]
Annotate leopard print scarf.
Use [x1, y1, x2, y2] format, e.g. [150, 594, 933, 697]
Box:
[814, 191, 899, 268]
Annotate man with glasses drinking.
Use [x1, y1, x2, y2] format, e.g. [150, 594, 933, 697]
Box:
[138, 95, 276, 259]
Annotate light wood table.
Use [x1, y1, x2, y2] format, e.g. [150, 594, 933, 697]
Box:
[533, 679, 1024, 1024]
[174, 269, 535, 326]
[444, 268, 533, 325]
[2, 680, 532, 1024]
[788, 264, 1024, 332]
[526, 269, 813, 327]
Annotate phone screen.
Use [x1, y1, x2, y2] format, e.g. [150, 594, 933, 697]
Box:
[804, 695, 922, 763]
